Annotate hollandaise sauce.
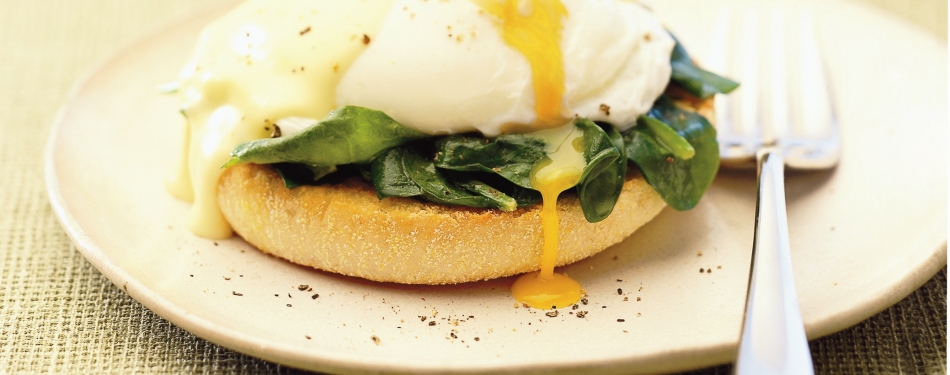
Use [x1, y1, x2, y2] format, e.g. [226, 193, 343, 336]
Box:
[166, 0, 393, 239]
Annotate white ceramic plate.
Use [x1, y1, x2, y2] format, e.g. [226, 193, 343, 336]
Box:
[46, 0, 946, 373]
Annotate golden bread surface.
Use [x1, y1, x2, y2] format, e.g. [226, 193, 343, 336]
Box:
[217, 164, 666, 284]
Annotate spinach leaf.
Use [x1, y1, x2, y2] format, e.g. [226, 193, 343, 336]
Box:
[272, 163, 336, 189]
[274, 163, 374, 189]
[574, 119, 624, 223]
[448, 171, 541, 208]
[669, 35, 739, 99]
[434, 120, 628, 222]
[371, 147, 424, 197]
[434, 134, 546, 189]
[503, 183, 542, 207]
[225, 106, 429, 168]
[623, 96, 719, 211]
[453, 178, 518, 212]
[371, 147, 518, 211]
[638, 116, 695, 160]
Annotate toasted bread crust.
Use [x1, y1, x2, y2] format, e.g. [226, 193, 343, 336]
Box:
[217, 164, 666, 284]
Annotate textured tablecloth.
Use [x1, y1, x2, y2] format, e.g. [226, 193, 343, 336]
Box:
[0, 0, 945, 373]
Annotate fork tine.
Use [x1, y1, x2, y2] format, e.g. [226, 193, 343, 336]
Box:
[786, 10, 805, 140]
[786, 8, 841, 169]
[714, 7, 766, 167]
[796, 10, 833, 139]
[765, 8, 789, 144]
[737, 9, 760, 143]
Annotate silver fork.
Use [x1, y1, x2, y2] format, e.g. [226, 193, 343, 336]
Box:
[709, 6, 840, 374]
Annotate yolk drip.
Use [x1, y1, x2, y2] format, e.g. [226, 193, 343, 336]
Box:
[476, 0, 568, 128]
[476, 0, 583, 309]
[511, 123, 586, 309]
[511, 160, 584, 309]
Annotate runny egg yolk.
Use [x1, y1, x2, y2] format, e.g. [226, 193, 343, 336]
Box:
[475, 0, 584, 308]
[475, 0, 568, 129]
[512, 123, 586, 309]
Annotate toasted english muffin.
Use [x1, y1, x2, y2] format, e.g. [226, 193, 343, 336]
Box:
[217, 163, 666, 284]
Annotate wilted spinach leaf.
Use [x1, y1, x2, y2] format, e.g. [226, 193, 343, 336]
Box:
[371, 147, 518, 211]
[453, 178, 518, 212]
[574, 119, 624, 223]
[669, 34, 739, 100]
[435, 120, 627, 222]
[272, 163, 336, 189]
[623, 96, 719, 210]
[434, 134, 546, 189]
[225, 106, 429, 168]
[370, 147, 424, 198]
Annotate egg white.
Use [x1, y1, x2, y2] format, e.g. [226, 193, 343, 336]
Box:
[337, 0, 673, 136]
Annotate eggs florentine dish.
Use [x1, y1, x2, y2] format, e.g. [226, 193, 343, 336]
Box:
[166, 0, 737, 309]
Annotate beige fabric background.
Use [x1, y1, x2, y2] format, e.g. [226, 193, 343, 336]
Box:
[0, 0, 945, 373]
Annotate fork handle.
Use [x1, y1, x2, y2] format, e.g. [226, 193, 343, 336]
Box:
[735, 148, 814, 375]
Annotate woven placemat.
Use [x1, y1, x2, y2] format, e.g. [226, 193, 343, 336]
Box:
[0, 0, 945, 373]
[677, 268, 947, 375]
